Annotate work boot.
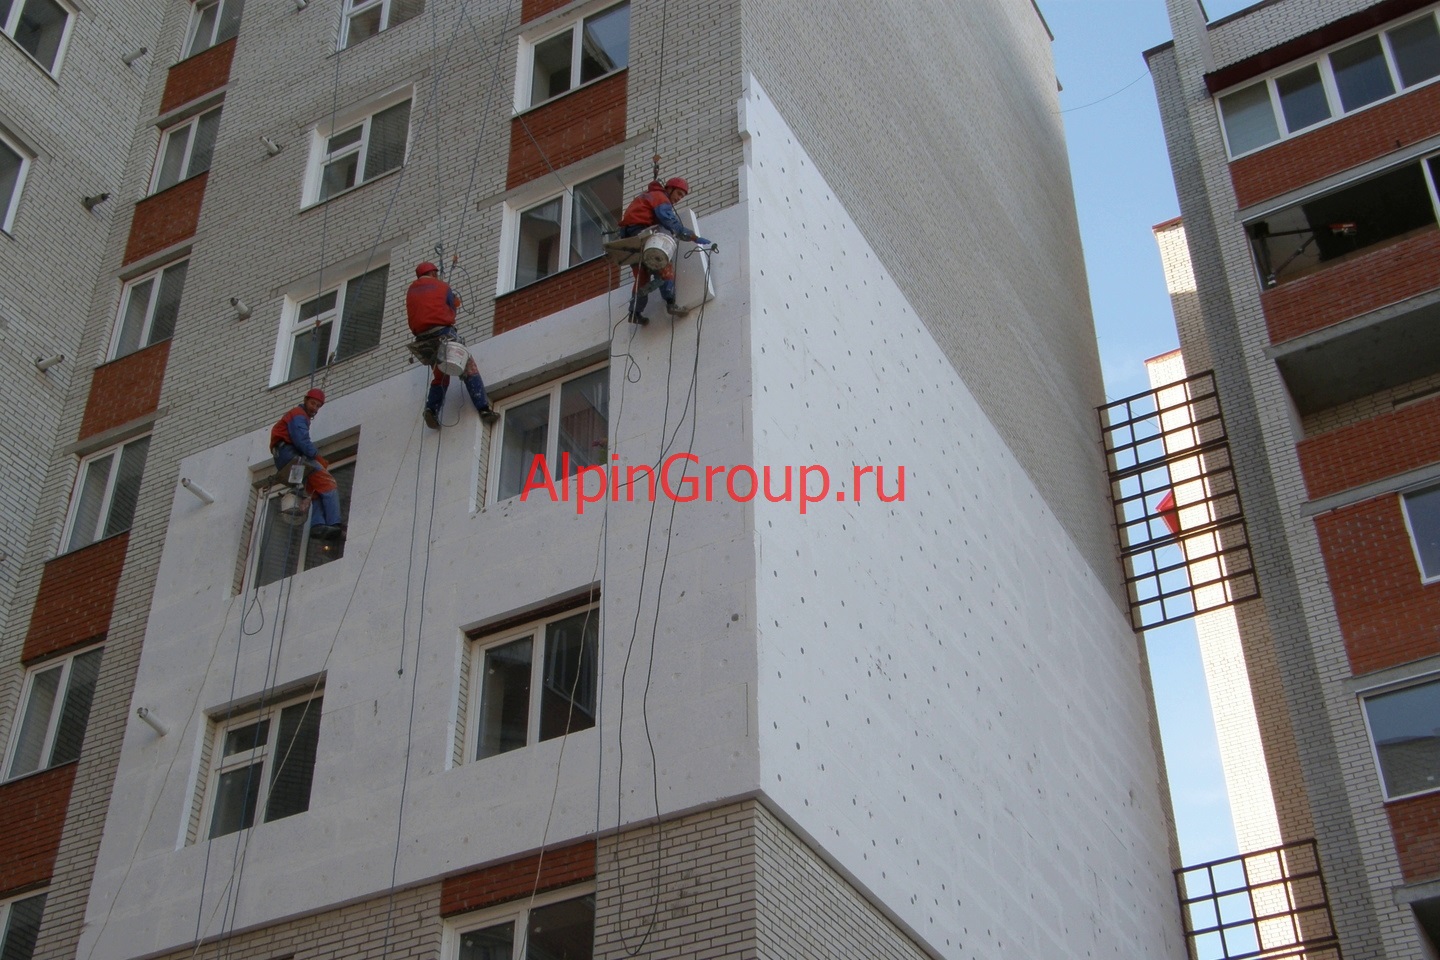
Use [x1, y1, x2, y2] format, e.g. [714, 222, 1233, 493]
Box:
[665, 300, 685, 317]
[310, 524, 341, 541]
[479, 406, 499, 425]
[423, 407, 440, 430]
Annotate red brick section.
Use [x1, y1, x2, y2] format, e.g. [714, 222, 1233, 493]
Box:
[521, 0, 571, 22]
[1261, 226, 1440, 344]
[124, 174, 207, 266]
[23, 534, 127, 663]
[508, 72, 627, 189]
[1388, 790, 1440, 882]
[0, 763, 76, 897]
[440, 840, 595, 916]
[1298, 393, 1440, 500]
[494, 258, 620, 334]
[160, 37, 235, 114]
[1315, 497, 1440, 674]
[1231, 83, 1440, 207]
[80, 340, 169, 441]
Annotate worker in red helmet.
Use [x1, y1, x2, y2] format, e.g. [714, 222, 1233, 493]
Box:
[269, 388, 343, 540]
[618, 176, 712, 324]
[406, 262, 497, 430]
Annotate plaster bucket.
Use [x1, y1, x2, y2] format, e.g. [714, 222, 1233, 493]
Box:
[438, 340, 470, 377]
[641, 232, 677, 272]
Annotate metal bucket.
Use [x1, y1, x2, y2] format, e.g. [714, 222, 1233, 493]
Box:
[278, 490, 310, 525]
[438, 339, 470, 377]
[641, 232, 677, 272]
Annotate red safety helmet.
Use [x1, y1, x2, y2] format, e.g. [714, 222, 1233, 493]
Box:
[305, 388, 326, 404]
[664, 177, 689, 194]
[415, 261, 439, 277]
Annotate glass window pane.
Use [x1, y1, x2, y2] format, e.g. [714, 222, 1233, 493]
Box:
[1218, 82, 1280, 155]
[14, 0, 67, 71]
[265, 697, 322, 822]
[148, 260, 189, 345]
[1391, 16, 1440, 88]
[222, 719, 269, 756]
[579, 4, 629, 84]
[531, 31, 573, 105]
[390, 0, 424, 30]
[187, 2, 219, 57]
[335, 267, 388, 360]
[1407, 485, 1440, 578]
[115, 277, 156, 358]
[558, 369, 609, 472]
[67, 453, 115, 552]
[0, 140, 21, 223]
[1275, 64, 1331, 132]
[0, 892, 46, 960]
[569, 169, 623, 267]
[346, 6, 382, 45]
[327, 126, 363, 154]
[7, 666, 61, 777]
[255, 492, 306, 587]
[209, 763, 262, 838]
[187, 109, 222, 179]
[288, 320, 334, 382]
[362, 100, 410, 182]
[527, 895, 594, 960]
[321, 154, 359, 200]
[478, 637, 532, 759]
[458, 921, 514, 960]
[515, 198, 563, 287]
[1367, 680, 1440, 797]
[155, 128, 190, 192]
[1333, 35, 1396, 111]
[49, 647, 102, 766]
[215, 0, 244, 44]
[540, 611, 597, 742]
[102, 437, 150, 539]
[498, 395, 552, 500]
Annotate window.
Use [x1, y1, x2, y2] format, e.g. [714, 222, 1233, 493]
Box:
[468, 604, 597, 761]
[305, 95, 411, 205]
[250, 446, 356, 587]
[111, 260, 188, 359]
[521, 2, 628, 108]
[341, 0, 423, 48]
[491, 366, 608, 503]
[1246, 156, 1440, 286]
[2, 0, 74, 74]
[3, 646, 102, 780]
[0, 131, 31, 234]
[184, 0, 243, 59]
[450, 889, 594, 960]
[63, 436, 150, 553]
[1217, 11, 1440, 158]
[151, 108, 221, 194]
[0, 890, 45, 960]
[273, 266, 387, 384]
[1404, 484, 1440, 581]
[204, 690, 323, 839]
[1363, 676, 1440, 799]
[509, 167, 622, 289]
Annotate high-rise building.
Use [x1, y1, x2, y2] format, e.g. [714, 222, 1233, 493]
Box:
[1148, 0, 1440, 955]
[0, 2, 1185, 958]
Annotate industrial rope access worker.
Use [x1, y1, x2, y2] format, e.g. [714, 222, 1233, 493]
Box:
[618, 176, 712, 324]
[406, 262, 498, 429]
[270, 388, 344, 541]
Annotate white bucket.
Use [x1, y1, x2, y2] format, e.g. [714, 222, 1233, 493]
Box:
[641, 232, 677, 272]
[279, 490, 310, 525]
[438, 340, 470, 377]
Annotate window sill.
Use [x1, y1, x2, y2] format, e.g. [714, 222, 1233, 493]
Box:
[499, 252, 609, 298]
[144, 172, 210, 202]
[52, 529, 130, 562]
[1385, 782, 1440, 804]
[0, 758, 79, 788]
[267, 343, 383, 390]
[515, 66, 627, 117]
[299, 166, 403, 212]
[101, 337, 172, 369]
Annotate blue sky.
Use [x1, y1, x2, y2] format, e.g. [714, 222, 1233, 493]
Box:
[1043, 0, 1256, 866]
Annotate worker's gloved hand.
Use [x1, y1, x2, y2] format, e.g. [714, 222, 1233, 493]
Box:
[693, 237, 716, 251]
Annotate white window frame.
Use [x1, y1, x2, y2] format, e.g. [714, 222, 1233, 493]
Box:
[246, 445, 357, 588]
[199, 688, 324, 841]
[443, 884, 596, 960]
[515, 0, 629, 110]
[150, 107, 222, 195]
[0, 128, 32, 234]
[339, 0, 422, 50]
[183, 0, 242, 59]
[1217, 7, 1440, 159]
[464, 601, 599, 763]
[498, 157, 623, 293]
[0, 888, 46, 960]
[1360, 672, 1440, 800]
[1, 644, 103, 782]
[1, 0, 76, 76]
[301, 86, 412, 207]
[60, 435, 150, 554]
[268, 261, 390, 386]
[1402, 483, 1440, 583]
[109, 259, 189, 360]
[487, 362, 609, 504]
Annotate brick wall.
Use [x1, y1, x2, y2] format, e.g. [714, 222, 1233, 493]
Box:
[124, 175, 207, 266]
[440, 840, 595, 916]
[1388, 791, 1440, 882]
[521, 0, 571, 23]
[1230, 82, 1440, 207]
[1297, 393, 1440, 499]
[493, 258, 620, 334]
[1314, 496, 1440, 674]
[79, 341, 170, 442]
[159, 38, 235, 114]
[1261, 226, 1440, 344]
[0, 764, 76, 897]
[508, 72, 628, 189]
[22, 535, 127, 663]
